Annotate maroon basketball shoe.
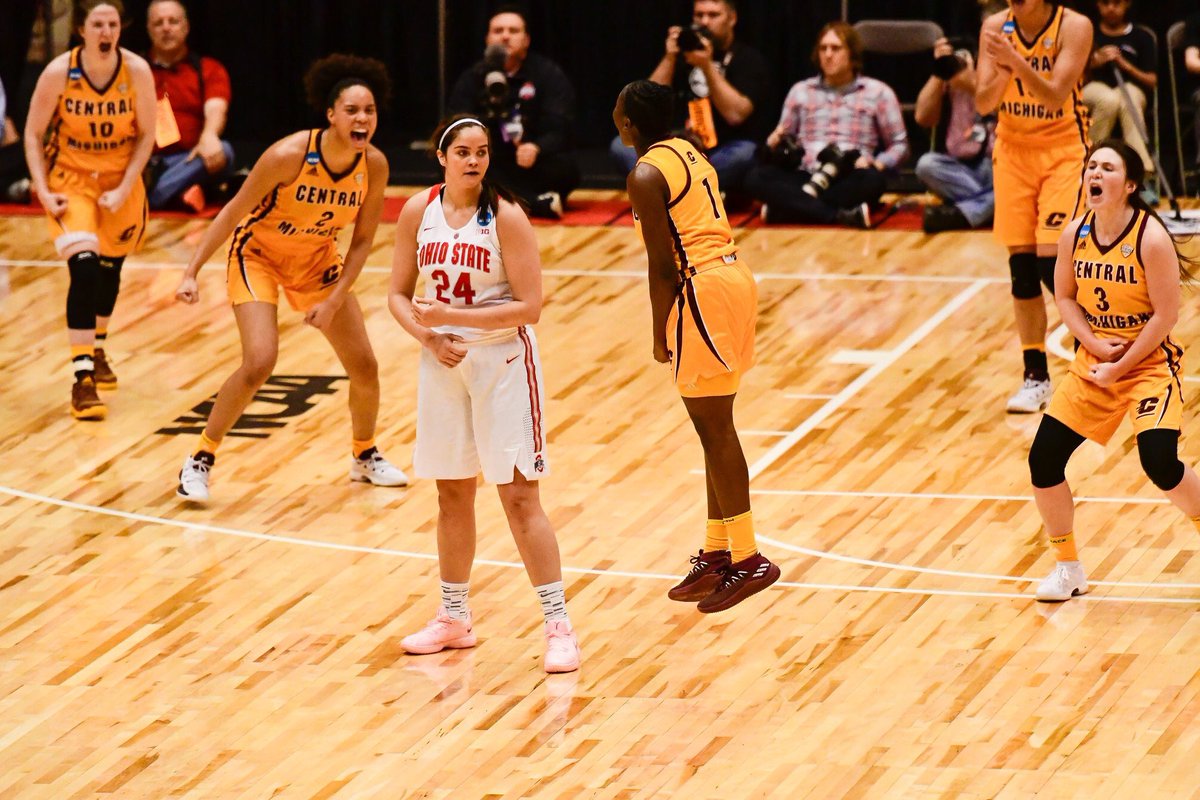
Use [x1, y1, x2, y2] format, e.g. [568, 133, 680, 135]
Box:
[697, 553, 781, 613]
[668, 549, 732, 602]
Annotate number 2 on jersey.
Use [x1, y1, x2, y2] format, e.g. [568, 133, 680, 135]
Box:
[431, 269, 476, 305]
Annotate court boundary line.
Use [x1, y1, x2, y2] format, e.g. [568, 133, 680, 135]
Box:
[0, 258, 1010, 285]
[2, 484, 1199, 604]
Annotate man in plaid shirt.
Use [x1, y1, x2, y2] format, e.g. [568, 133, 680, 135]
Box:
[746, 21, 907, 227]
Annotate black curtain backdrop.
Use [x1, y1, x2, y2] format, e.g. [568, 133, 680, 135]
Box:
[2, 0, 1197, 171]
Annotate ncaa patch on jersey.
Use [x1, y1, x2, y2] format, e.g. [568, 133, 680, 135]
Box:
[1078, 224, 1091, 238]
[1002, 20, 1015, 34]
[68, 67, 83, 80]
[305, 152, 320, 165]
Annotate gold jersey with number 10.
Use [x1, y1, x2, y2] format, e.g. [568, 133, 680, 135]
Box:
[995, 5, 1089, 149]
[45, 47, 140, 174]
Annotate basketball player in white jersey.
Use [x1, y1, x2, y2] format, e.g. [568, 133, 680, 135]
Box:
[387, 115, 580, 674]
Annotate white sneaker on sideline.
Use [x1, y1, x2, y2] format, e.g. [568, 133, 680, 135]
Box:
[1036, 561, 1088, 602]
[349, 447, 409, 486]
[1006, 377, 1052, 413]
[177, 452, 214, 501]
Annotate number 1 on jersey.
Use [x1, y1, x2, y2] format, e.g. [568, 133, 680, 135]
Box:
[701, 177, 721, 219]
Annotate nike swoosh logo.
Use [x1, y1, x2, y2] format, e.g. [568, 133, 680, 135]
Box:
[506, 354, 520, 364]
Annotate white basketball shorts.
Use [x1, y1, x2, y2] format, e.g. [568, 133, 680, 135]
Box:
[414, 326, 549, 484]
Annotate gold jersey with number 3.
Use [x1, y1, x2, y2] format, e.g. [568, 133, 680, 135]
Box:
[995, 5, 1089, 148]
[633, 137, 736, 273]
[45, 47, 140, 174]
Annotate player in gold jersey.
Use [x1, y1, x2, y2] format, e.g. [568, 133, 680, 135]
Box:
[1028, 140, 1200, 601]
[977, 0, 1092, 414]
[23, 0, 156, 420]
[614, 80, 780, 613]
[172, 55, 407, 501]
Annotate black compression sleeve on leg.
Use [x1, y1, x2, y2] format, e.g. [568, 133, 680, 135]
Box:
[1037, 256, 1056, 294]
[96, 255, 125, 318]
[66, 251, 101, 329]
[1137, 429, 1186, 491]
[1028, 414, 1087, 488]
[1009, 252, 1041, 299]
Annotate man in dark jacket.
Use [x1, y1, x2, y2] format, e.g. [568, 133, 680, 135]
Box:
[448, 6, 579, 218]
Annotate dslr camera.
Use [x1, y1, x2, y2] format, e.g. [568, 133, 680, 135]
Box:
[802, 144, 860, 198]
[676, 24, 711, 52]
[757, 135, 805, 172]
[932, 38, 974, 81]
[480, 43, 510, 118]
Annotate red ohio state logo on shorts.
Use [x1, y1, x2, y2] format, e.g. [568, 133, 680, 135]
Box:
[534, 453, 545, 473]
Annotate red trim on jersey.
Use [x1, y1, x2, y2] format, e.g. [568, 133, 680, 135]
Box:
[425, 184, 442, 209]
[518, 326, 543, 451]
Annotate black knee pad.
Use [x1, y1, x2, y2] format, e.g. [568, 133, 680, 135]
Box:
[1037, 256, 1056, 294]
[66, 251, 101, 329]
[1028, 415, 1086, 488]
[1137, 429, 1185, 491]
[96, 255, 125, 317]
[1009, 252, 1041, 299]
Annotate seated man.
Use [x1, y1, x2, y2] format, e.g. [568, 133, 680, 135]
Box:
[145, 0, 234, 210]
[1083, 0, 1156, 180]
[746, 21, 907, 228]
[914, 37, 995, 233]
[609, 0, 770, 196]
[448, 5, 579, 218]
[1186, 11, 1200, 169]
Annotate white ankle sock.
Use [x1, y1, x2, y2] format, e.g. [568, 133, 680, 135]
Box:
[534, 580, 569, 623]
[441, 581, 470, 621]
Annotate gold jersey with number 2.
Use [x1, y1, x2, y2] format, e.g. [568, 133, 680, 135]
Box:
[995, 5, 1089, 149]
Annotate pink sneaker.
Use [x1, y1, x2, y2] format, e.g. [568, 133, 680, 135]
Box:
[543, 620, 581, 673]
[401, 609, 477, 655]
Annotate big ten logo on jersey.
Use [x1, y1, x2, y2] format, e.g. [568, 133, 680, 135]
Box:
[157, 375, 348, 438]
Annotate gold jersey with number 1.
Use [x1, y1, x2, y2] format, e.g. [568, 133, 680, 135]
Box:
[995, 4, 1089, 149]
[633, 137, 754, 397]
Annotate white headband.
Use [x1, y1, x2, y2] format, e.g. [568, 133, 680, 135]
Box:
[438, 118, 485, 151]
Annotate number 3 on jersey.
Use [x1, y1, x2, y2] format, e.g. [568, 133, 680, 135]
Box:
[431, 269, 476, 304]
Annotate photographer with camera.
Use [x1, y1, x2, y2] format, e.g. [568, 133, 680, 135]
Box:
[745, 22, 907, 228]
[914, 36, 995, 233]
[609, 0, 769, 196]
[448, 6, 579, 218]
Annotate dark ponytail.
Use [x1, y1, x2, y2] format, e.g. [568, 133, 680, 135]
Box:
[1089, 139, 1199, 283]
[430, 114, 522, 225]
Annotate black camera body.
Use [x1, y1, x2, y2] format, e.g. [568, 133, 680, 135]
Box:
[932, 38, 975, 81]
[677, 24, 710, 52]
[758, 135, 805, 172]
[480, 43, 510, 118]
[801, 144, 860, 198]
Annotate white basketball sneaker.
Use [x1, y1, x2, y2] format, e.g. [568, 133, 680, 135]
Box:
[1036, 561, 1088, 602]
[1006, 377, 1052, 413]
[177, 452, 214, 501]
[349, 447, 409, 486]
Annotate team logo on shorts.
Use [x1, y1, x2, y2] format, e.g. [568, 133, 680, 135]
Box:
[533, 453, 546, 473]
[1121, 244, 1134, 258]
[1136, 397, 1159, 418]
[118, 224, 137, 243]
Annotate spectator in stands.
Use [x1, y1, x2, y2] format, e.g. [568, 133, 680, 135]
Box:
[745, 21, 907, 228]
[448, 5, 579, 219]
[0, 77, 29, 202]
[1185, 11, 1200, 168]
[914, 37, 995, 233]
[145, 0, 234, 211]
[1083, 0, 1156, 179]
[609, 0, 770, 196]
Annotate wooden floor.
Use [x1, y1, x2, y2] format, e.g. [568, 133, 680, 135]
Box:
[5, 195, 1200, 799]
